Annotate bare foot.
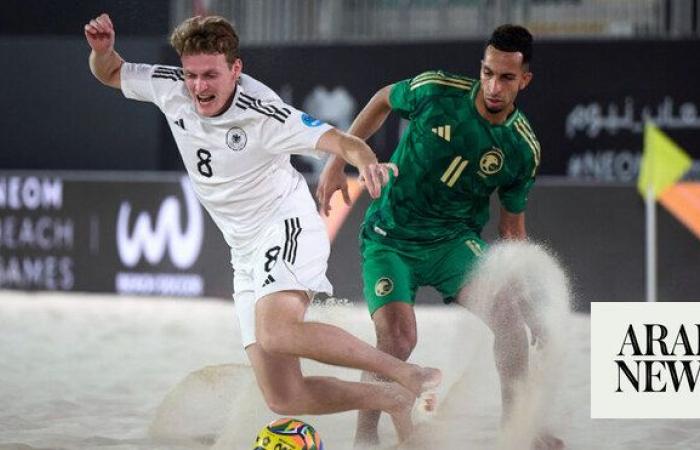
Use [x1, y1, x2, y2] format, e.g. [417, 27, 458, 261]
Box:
[419, 391, 437, 413]
[532, 432, 565, 450]
[402, 365, 442, 397]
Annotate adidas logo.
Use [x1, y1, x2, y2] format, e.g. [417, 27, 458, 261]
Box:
[432, 125, 451, 142]
[262, 274, 275, 287]
[174, 118, 185, 130]
[433, 125, 452, 142]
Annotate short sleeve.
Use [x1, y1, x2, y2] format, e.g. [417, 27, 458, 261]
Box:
[390, 71, 460, 119]
[388, 78, 415, 119]
[262, 101, 333, 159]
[239, 73, 282, 102]
[498, 174, 535, 214]
[120, 63, 183, 108]
[501, 115, 541, 213]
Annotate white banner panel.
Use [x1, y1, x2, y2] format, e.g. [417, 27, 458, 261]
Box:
[591, 302, 700, 418]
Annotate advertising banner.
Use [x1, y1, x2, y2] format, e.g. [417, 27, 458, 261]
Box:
[0, 173, 230, 298]
[2, 172, 698, 307]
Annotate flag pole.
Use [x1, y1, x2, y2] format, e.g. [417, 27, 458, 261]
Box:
[645, 183, 657, 302]
[639, 122, 692, 303]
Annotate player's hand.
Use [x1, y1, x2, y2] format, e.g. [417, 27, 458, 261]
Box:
[316, 163, 350, 216]
[359, 162, 398, 199]
[84, 13, 115, 54]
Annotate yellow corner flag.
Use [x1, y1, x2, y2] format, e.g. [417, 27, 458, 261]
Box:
[637, 122, 693, 199]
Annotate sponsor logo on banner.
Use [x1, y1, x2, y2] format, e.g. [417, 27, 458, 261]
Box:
[567, 149, 641, 182]
[115, 177, 204, 296]
[591, 302, 700, 418]
[565, 97, 699, 181]
[0, 176, 75, 290]
[565, 97, 700, 139]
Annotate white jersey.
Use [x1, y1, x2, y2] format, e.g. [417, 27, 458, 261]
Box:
[120, 63, 332, 257]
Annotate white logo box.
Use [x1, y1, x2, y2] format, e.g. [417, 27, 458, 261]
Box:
[591, 302, 700, 418]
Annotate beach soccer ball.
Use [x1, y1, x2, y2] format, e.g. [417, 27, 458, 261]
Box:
[253, 417, 323, 450]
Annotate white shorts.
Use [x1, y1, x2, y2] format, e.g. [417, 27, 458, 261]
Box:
[232, 213, 333, 348]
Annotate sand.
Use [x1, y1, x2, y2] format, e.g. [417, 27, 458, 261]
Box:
[1, 291, 699, 450]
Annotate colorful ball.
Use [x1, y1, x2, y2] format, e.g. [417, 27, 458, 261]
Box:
[253, 418, 323, 450]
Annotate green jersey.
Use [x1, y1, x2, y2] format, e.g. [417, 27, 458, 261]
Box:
[363, 70, 540, 245]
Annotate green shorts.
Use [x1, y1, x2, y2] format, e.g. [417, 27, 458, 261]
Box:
[360, 228, 488, 315]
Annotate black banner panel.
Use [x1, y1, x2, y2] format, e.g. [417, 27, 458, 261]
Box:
[2, 172, 699, 310]
[0, 173, 230, 298]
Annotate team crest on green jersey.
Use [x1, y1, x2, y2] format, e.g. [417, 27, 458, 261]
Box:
[479, 147, 504, 175]
[375, 277, 394, 297]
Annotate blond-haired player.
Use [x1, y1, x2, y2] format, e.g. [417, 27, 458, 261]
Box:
[85, 13, 440, 441]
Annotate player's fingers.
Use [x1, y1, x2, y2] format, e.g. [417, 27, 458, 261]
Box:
[365, 168, 380, 198]
[372, 166, 385, 195]
[104, 17, 115, 34]
[322, 192, 332, 216]
[386, 162, 399, 177]
[94, 17, 112, 35]
[374, 165, 387, 185]
[85, 26, 104, 39]
[90, 19, 105, 33]
[315, 188, 327, 215]
[102, 13, 114, 30]
[341, 185, 351, 206]
[380, 165, 392, 184]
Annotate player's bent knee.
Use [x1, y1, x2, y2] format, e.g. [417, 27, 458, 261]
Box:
[266, 399, 298, 416]
[258, 381, 305, 415]
[256, 326, 289, 355]
[374, 304, 417, 359]
[377, 329, 416, 360]
[264, 395, 300, 416]
[255, 292, 308, 355]
[395, 335, 416, 360]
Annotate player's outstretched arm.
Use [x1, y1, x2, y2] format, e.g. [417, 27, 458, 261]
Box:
[84, 13, 123, 89]
[316, 128, 397, 200]
[316, 84, 394, 213]
[348, 84, 394, 140]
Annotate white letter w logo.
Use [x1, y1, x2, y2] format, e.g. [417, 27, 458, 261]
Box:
[117, 177, 203, 269]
